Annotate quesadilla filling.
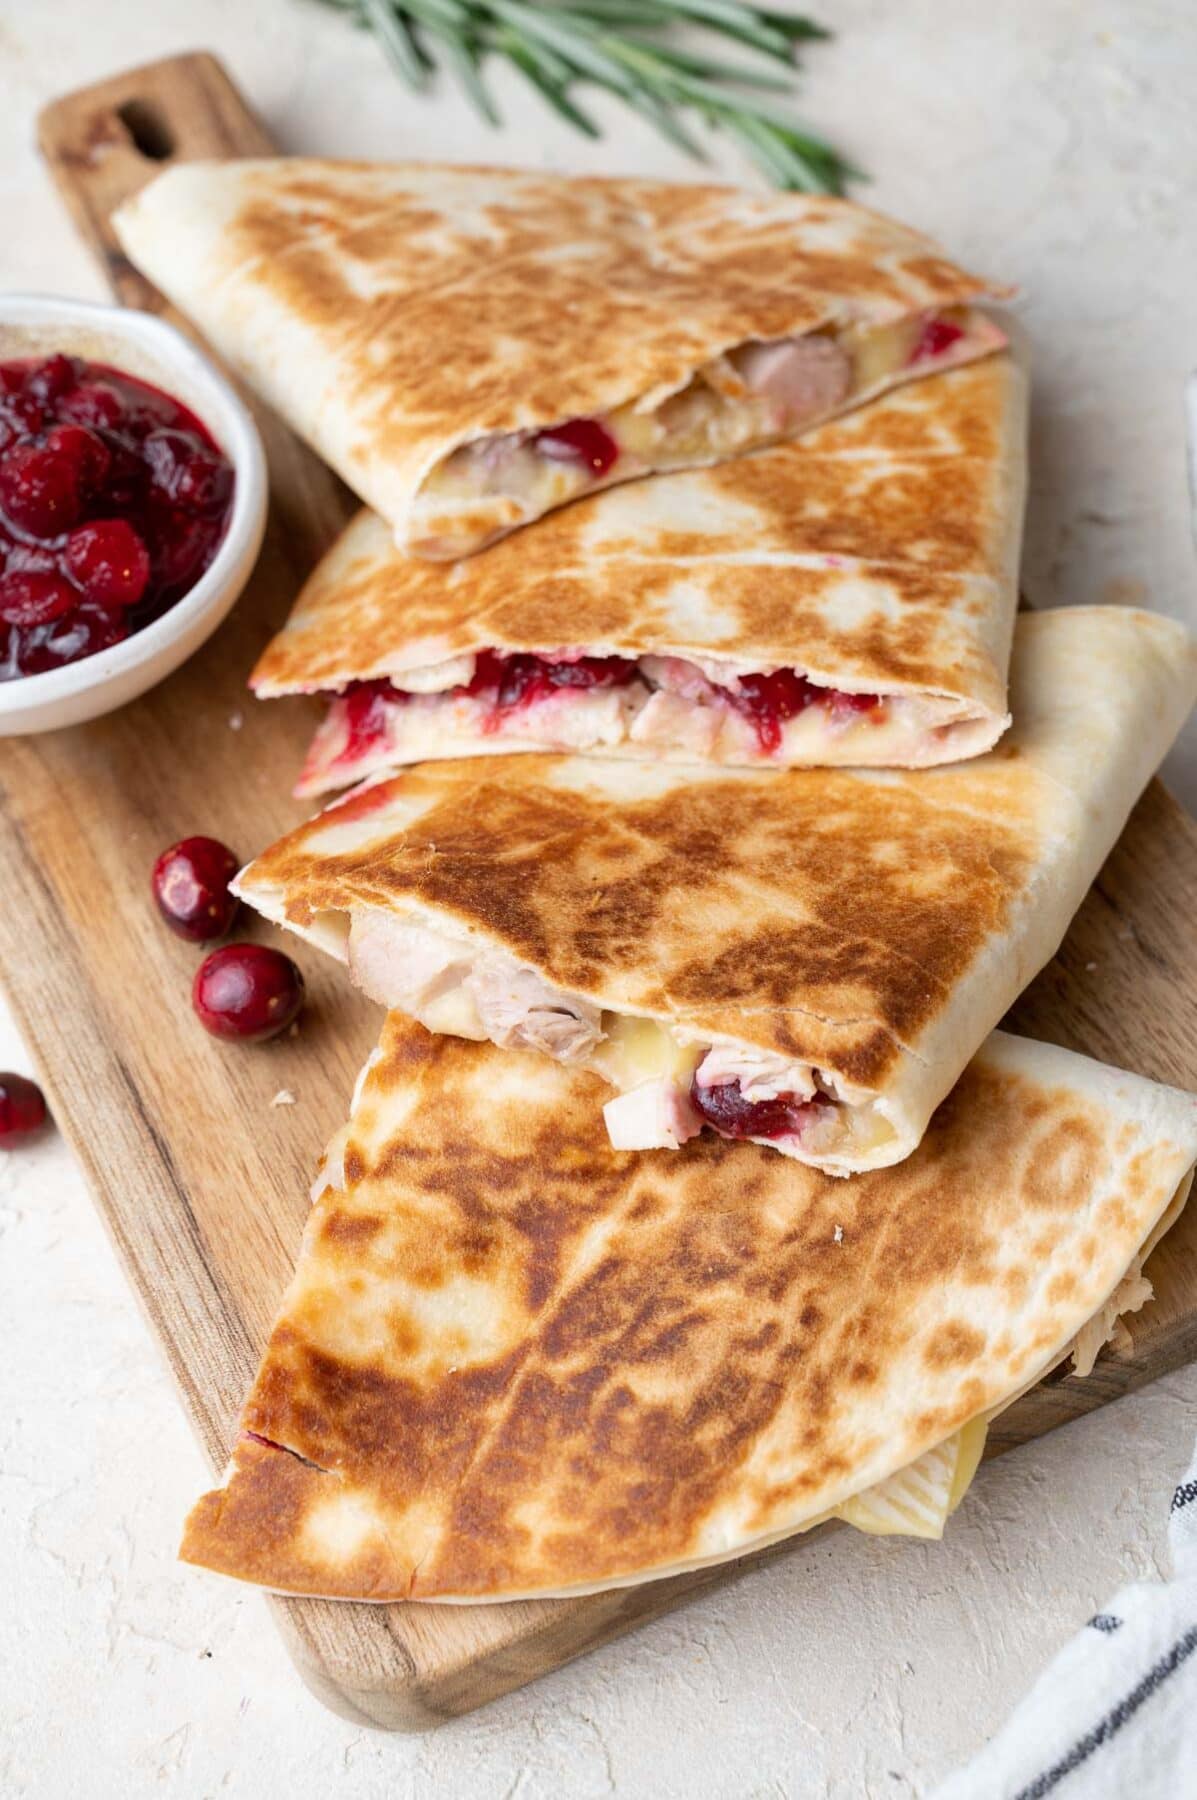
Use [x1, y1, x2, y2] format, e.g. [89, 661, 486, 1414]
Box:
[343, 910, 891, 1169]
[298, 648, 991, 794]
[410, 307, 1000, 556]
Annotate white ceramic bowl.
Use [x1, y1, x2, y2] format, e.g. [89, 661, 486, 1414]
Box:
[0, 295, 267, 733]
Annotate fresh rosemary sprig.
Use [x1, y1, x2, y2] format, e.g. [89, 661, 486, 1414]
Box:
[313, 0, 859, 193]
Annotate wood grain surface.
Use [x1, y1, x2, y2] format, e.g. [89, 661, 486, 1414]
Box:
[8, 52, 1194, 1730]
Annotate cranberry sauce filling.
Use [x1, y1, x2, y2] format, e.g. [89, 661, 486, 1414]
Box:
[908, 314, 967, 365]
[331, 656, 881, 761]
[0, 354, 234, 681]
[464, 648, 639, 716]
[339, 678, 397, 764]
[690, 1076, 833, 1144]
[533, 418, 620, 477]
[726, 670, 881, 753]
[725, 669, 818, 754]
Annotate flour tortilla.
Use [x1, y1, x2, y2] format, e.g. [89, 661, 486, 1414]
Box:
[113, 159, 1007, 558]
[233, 606, 1197, 1175]
[179, 1019, 1197, 1603]
[253, 353, 1028, 795]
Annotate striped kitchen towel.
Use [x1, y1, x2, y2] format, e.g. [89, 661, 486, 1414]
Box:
[933, 1441, 1197, 1799]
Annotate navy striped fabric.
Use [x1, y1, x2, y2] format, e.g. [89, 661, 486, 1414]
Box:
[934, 1439, 1197, 1799]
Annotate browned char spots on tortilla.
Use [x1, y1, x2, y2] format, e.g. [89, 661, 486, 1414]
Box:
[223, 164, 997, 478]
[923, 1321, 987, 1368]
[252, 352, 1016, 714]
[245, 738, 1043, 1081]
[178, 1026, 1174, 1599]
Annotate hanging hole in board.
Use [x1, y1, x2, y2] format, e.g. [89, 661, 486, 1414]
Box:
[116, 99, 175, 162]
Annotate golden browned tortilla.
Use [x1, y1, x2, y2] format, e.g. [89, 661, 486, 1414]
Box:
[234, 606, 1197, 1175]
[113, 159, 1007, 557]
[252, 354, 1028, 794]
[179, 1020, 1197, 1602]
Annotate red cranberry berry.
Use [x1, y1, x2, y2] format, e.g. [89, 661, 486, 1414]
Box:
[145, 429, 233, 512]
[150, 511, 213, 595]
[909, 315, 966, 364]
[192, 944, 305, 1043]
[25, 354, 77, 404]
[830, 688, 881, 719]
[58, 382, 123, 430]
[0, 570, 77, 628]
[152, 836, 240, 941]
[65, 520, 151, 610]
[0, 442, 82, 539]
[0, 1072, 48, 1145]
[44, 424, 111, 494]
[178, 452, 232, 513]
[727, 669, 818, 754]
[534, 417, 620, 477]
[458, 650, 638, 714]
[338, 679, 395, 763]
[690, 1076, 824, 1143]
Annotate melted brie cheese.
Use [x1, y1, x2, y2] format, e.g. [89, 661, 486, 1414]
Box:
[836, 1418, 988, 1539]
[590, 1013, 701, 1091]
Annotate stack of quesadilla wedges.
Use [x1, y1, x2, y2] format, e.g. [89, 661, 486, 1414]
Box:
[116, 160, 1197, 1604]
[252, 352, 1029, 793]
[234, 606, 1196, 1177]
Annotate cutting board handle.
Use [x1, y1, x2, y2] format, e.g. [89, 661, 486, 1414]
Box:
[38, 52, 274, 310]
[38, 51, 353, 563]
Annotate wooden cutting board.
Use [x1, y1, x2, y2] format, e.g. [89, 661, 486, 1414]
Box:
[8, 50, 1195, 1731]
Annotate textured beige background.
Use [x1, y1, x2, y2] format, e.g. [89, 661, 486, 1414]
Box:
[1, 2, 1196, 1795]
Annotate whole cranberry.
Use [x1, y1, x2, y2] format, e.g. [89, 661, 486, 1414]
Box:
[534, 417, 620, 477]
[58, 382, 123, 430]
[145, 428, 233, 513]
[65, 520, 151, 610]
[0, 442, 82, 539]
[0, 570, 76, 628]
[150, 509, 211, 594]
[192, 944, 305, 1043]
[152, 836, 240, 941]
[0, 1072, 48, 1145]
[25, 354, 77, 404]
[44, 424, 111, 494]
[179, 452, 232, 513]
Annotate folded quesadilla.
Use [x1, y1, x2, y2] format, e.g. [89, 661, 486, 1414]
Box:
[112, 160, 1008, 559]
[234, 606, 1197, 1175]
[180, 1018, 1197, 1603]
[255, 354, 1027, 795]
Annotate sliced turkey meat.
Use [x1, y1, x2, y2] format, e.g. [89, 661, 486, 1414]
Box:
[337, 908, 877, 1168]
[728, 334, 852, 419]
[298, 649, 1003, 798]
[470, 965, 604, 1063]
[412, 306, 1003, 557]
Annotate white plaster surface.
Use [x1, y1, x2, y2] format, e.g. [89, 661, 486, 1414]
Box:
[1, 2, 1196, 1795]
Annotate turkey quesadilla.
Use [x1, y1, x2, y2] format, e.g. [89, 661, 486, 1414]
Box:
[180, 1018, 1197, 1603]
[113, 159, 1008, 559]
[234, 606, 1197, 1175]
[255, 355, 1027, 795]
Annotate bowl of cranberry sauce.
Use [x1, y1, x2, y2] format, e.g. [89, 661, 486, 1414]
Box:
[0, 296, 265, 734]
